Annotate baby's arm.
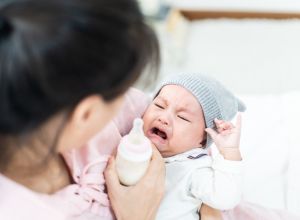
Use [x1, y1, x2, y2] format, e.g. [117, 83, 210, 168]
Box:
[190, 114, 243, 210]
[190, 155, 242, 210]
[205, 114, 242, 161]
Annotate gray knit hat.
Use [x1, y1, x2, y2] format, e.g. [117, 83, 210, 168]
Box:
[154, 73, 246, 148]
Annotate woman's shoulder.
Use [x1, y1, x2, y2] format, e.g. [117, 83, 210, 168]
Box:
[114, 87, 151, 136]
[0, 174, 65, 220]
[124, 87, 151, 116]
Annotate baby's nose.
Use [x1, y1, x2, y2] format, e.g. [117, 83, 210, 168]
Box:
[158, 117, 169, 125]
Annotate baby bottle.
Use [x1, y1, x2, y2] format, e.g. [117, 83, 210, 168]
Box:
[116, 118, 152, 186]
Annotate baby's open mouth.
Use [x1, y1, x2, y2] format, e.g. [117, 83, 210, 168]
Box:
[151, 127, 167, 140]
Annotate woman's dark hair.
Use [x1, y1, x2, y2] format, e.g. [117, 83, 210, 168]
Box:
[0, 0, 159, 170]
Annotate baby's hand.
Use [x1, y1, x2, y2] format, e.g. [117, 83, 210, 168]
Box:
[205, 113, 242, 161]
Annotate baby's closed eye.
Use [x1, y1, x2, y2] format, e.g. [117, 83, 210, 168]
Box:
[155, 103, 164, 109]
[178, 115, 190, 122]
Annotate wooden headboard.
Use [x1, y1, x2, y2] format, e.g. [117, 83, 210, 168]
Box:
[180, 9, 300, 20]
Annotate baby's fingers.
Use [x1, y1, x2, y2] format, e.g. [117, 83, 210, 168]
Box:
[205, 127, 218, 140]
[218, 130, 233, 136]
[215, 119, 234, 132]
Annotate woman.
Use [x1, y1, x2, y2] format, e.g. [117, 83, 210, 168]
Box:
[0, 0, 164, 219]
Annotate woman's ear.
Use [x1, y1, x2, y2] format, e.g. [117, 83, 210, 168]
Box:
[72, 95, 102, 129]
[58, 94, 124, 152]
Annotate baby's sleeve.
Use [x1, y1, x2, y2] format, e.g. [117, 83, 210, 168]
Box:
[190, 152, 243, 210]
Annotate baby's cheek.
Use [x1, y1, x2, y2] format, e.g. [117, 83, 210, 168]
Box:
[142, 117, 149, 132]
[185, 130, 202, 146]
[142, 111, 149, 124]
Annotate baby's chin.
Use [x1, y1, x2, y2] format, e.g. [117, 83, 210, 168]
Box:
[146, 137, 167, 156]
[149, 143, 176, 158]
[160, 151, 176, 158]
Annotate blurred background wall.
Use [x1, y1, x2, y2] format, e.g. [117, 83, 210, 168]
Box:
[136, 0, 300, 95]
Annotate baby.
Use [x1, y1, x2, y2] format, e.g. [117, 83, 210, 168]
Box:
[142, 73, 246, 220]
[63, 73, 245, 220]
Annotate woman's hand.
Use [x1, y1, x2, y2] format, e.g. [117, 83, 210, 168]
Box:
[205, 113, 242, 161]
[200, 204, 223, 220]
[104, 145, 165, 220]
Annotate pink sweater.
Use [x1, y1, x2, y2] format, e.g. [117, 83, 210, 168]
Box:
[0, 88, 150, 220]
[0, 88, 299, 220]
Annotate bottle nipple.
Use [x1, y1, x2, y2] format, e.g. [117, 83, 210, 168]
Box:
[128, 118, 144, 145]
